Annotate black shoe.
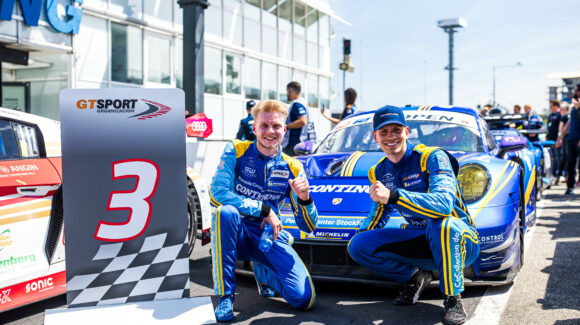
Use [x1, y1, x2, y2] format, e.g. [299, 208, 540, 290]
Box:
[443, 295, 467, 325]
[565, 188, 574, 195]
[393, 270, 433, 305]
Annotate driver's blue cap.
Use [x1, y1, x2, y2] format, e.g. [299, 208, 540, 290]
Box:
[246, 100, 256, 110]
[373, 105, 406, 131]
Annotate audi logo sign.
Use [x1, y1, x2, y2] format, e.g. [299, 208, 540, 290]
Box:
[186, 113, 213, 138]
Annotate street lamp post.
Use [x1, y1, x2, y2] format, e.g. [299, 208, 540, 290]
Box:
[492, 62, 522, 107]
[438, 18, 466, 106]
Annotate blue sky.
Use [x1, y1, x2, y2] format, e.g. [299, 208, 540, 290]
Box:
[329, 0, 580, 115]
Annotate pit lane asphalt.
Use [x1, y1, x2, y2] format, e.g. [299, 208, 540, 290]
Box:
[4, 184, 580, 325]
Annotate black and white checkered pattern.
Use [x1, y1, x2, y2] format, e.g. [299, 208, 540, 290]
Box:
[66, 233, 190, 308]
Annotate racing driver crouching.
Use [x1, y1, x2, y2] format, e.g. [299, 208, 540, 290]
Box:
[209, 99, 318, 322]
[348, 105, 480, 325]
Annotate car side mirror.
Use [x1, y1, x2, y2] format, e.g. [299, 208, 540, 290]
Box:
[498, 135, 527, 158]
[294, 141, 314, 156]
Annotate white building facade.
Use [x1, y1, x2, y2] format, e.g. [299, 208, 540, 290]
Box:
[0, 0, 343, 140]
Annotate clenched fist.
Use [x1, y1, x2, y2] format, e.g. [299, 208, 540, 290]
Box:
[369, 181, 390, 204]
[288, 177, 310, 201]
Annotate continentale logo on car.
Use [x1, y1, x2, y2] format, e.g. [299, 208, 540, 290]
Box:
[75, 99, 171, 119]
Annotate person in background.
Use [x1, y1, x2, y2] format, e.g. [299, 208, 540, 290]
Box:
[520, 104, 543, 141]
[236, 100, 257, 141]
[514, 105, 522, 114]
[282, 81, 310, 156]
[348, 105, 479, 325]
[479, 104, 492, 116]
[321, 88, 358, 124]
[547, 100, 561, 178]
[556, 102, 570, 185]
[557, 84, 580, 195]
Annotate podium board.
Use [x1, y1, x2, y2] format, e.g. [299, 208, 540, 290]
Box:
[58, 89, 196, 310]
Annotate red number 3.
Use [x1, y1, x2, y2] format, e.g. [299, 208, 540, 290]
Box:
[94, 159, 160, 242]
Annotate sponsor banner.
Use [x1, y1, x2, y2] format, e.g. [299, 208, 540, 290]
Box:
[60, 89, 189, 308]
[185, 113, 213, 138]
[0, 271, 66, 312]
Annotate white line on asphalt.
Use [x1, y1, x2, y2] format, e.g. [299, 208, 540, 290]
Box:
[466, 199, 544, 325]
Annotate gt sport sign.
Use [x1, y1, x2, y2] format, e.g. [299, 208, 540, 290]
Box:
[60, 89, 189, 308]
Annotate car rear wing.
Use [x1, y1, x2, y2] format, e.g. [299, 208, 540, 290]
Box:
[483, 113, 529, 123]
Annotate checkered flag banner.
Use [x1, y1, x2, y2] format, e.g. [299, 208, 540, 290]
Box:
[66, 233, 190, 308]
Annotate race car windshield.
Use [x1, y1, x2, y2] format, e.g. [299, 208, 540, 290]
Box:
[316, 119, 484, 154]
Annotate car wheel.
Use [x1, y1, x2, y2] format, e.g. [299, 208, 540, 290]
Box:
[187, 180, 200, 256]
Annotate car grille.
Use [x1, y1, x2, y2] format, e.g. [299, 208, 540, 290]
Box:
[45, 187, 63, 263]
[294, 241, 357, 267]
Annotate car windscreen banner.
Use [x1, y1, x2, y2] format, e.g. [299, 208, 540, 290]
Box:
[59, 89, 189, 308]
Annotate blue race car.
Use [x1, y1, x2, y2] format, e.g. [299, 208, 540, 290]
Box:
[485, 113, 554, 200]
[281, 106, 537, 285]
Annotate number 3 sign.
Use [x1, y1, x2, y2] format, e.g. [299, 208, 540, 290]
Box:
[60, 89, 189, 308]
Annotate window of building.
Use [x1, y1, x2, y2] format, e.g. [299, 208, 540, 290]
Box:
[278, 0, 292, 61]
[262, 61, 277, 99]
[319, 76, 330, 109]
[307, 73, 318, 107]
[293, 2, 306, 65]
[244, 0, 261, 52]
[225, 53, 241, 94]
[205, 0, 222, 38]
[144, 0, 172, 27]
[111, 22, 143, 85]
[306, 8, 318, 68]
[110, 0, 142, 20]
[278, 65, 291, 103]
[175, 38, 183, 89]
[262, 0, 277, 57]
[77, 15, 108, 83]
[244, 57, 260, 100]
[205, 47, 222, 94]
[146, 33, 171, 84]
[223, 0, 242, 46]
[293, 70, 306, 95]
[319, 14, 330, 71]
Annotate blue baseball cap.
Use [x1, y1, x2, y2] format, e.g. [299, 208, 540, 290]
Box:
[246, 100, 256, 110]
[373, 105, 407, 131]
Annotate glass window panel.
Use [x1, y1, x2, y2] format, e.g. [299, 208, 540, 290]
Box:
[319, 76, 329, 109]
[205, 3, 222, 37]
[147, 33, 171, 84]
[176, 39, 183, 89]
[307, 41, 318, 68]
[224, 8, 243, 46]
[111, 23, 143, 84]
[294, 2, 306, 31]
[319, 13, 329, 39]
[263, 0, 277, 13]
[244, 58, 260, 100]
[205, 47, 222, 94]
[174, 1, 183, 29]
[278, 0, 292, 61]
[244, 2, 260, 52]
[307, 74, 318, 107]
[262, 0, 277, 57]
[224, 0, 241, 10]
[225, 54, 241, 94]
[278, 66, 291, 103]
[262, 62, 277, 100]
[293, 70, 306, 94]
[306, 9, 317, 42]
[110, 0, 142, 19]
[319, 42, 330, 71]
[144, 0, 172, 26]
[77, 15, 108, 82]
[29, 80, 67, 120]
[293, 35, 305, 65]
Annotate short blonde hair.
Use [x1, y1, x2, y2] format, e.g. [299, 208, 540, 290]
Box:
[251, 99, 289, 120]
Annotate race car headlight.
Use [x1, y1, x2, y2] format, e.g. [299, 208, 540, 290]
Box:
[457, 164, 490, 204]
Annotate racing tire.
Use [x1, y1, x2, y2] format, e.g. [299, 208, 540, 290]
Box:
[187, 180, 200, 256]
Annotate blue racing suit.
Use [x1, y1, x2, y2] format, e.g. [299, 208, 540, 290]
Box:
[235, 115, 256, 141]
[348, 143, 479, 297]
[210, 140, 318, 309]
